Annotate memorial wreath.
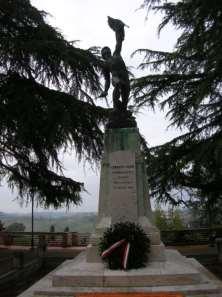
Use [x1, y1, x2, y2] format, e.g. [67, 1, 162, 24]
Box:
[99, 221, 150, 270]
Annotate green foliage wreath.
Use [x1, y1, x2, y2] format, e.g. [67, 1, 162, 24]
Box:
[99, 221, 150, 270]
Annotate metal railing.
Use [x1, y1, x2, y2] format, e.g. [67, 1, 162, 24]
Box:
[161, 228, 222, 246]
[0, 231, 85, 247]
[1, 228, 222, 247]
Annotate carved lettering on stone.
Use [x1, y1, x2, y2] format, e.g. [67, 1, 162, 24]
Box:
[109, 151, 137, 223]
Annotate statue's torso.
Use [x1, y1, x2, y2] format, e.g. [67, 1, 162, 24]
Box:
[107, 54, 129, 86]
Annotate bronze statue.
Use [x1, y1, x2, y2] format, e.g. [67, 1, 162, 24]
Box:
[99, 17, 130, 112]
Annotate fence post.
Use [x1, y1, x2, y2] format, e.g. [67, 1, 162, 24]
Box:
[216, 238, 222, 263]
[13, 251, 24, 269]
[38, 234, 47, 256]
[3, 232, 13, 245]
[72, 232, 80, 246]
[62, 233, 68, 247]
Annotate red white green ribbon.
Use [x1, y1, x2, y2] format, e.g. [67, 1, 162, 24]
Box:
[101, 239, 130, 270]
[122, 241, 130, 269]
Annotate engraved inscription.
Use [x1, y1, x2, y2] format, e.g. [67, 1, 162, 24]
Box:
[109, 151, 138, 222]
[111, 164, 136, 190]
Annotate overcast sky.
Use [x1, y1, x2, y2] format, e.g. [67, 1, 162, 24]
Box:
[0, 0, 180, 214]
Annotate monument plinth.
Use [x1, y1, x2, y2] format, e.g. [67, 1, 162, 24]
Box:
[28, 127, 222, 296]
[18, 16, 222, 297]
[86, 127, 165, 263]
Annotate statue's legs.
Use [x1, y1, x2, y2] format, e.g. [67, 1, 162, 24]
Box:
[113, 86, 122, 111]
[113, 84, 130, 112]
[120, 84, 130, 110]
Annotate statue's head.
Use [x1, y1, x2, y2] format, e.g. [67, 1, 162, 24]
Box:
[101, 47, 111, 60]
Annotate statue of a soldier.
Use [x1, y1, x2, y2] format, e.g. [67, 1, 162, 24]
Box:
[99, 17, 130, 113]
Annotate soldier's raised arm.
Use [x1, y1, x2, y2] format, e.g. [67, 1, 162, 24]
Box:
[107, 16, 128, 56]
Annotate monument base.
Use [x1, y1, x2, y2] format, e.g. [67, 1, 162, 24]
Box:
[52, 250, 203, 288]
[86, 239, 166, 263]
[86, 215, 166, 263]
[18, 249, 222, 297]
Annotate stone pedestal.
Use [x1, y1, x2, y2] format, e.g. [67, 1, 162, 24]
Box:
[17, 127, 222, 297]
[86, 127, 165, 263]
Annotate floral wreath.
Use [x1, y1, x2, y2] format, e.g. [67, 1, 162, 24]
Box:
[99, 221, 150, 270]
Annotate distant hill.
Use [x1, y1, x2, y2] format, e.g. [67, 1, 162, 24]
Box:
[0, 211, 17, 219]
[0, 212, 97, 233]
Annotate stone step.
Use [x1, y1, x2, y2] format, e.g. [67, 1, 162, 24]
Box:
[17, 251, 222, 297]
[33, 284, 222, 297]
[52, 272, 204, 288]
[51, 251, 207, 288]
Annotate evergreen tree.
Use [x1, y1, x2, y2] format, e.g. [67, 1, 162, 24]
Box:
[6, 222, 26, 232]
[153, 205, 184, 230]
[167, 208, 184, 231]
[0, 220, 5, 231]
[0, 0, 108, 208]
[187, 192, 222, 228]
[153, 205, 168, 231]
[133, 0, 222, 207]
[49, 225, 55, 233]
[64, 226, 69, 232]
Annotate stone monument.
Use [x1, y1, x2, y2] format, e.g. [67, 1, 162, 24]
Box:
[19, 17, 222, 297]
[87, 16, 165, 263]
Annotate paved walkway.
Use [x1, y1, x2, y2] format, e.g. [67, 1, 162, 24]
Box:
[167, 245, 217, 256]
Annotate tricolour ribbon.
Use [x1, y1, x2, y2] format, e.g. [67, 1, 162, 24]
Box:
[101, 239, 130, 270]
[122, 241, 130, 270]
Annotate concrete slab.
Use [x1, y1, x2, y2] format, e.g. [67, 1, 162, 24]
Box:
[17, 249, 222, 297]
[19, 277, 222, 297]
[51, 250, 203, 288]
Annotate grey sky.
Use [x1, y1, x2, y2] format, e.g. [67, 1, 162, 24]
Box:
[0, 0, 180, 213]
